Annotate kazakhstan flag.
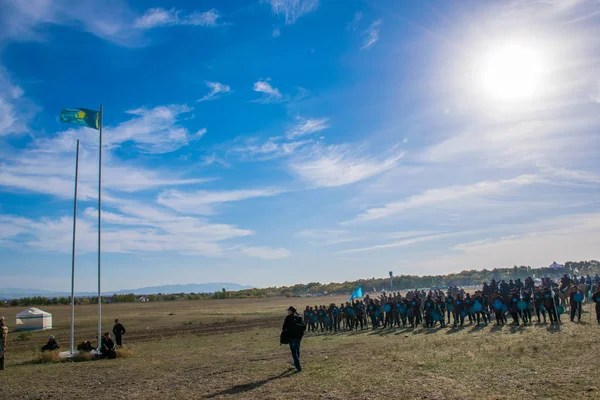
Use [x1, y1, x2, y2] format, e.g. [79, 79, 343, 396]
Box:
[60, 108, 100, 130]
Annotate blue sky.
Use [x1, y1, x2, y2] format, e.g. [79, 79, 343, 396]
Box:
[0, 0, 599, 292]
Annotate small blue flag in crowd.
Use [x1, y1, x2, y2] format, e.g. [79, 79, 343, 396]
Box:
[350, 286, 363, 301]
[60, 108, 100, 130]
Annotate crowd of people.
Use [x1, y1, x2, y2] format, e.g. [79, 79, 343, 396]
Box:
[302, 275, 600, 333]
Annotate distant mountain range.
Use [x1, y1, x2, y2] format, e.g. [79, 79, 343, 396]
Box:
[0, 282, 253, 300]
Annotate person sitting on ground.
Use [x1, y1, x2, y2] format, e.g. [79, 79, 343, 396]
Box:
[77, 340, 94, 352]
[100, 333, 116, 359]
[41, 336, 60, 352]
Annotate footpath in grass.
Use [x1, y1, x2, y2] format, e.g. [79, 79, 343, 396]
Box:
[1, 317, 599, 400]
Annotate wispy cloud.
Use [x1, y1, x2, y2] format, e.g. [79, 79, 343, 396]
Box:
[197, 81, 231, 102]
[346, 11, 362, 31]
[108, 105, 203, 154]
[289, 144, 404, 188]
[272, 27, 281, 37]
[134, 8, 226, 29]
[253, 79, 284, 103]
[410, 213, 600, 275]
[337, 232, 461, 255]
[265, 0, 319, 24]
[0, 68, 38, 136]
[0, 0, 142, 46]
[156, 188, 285, 215]
[241, 246, 291, 259]
[361, 19, 382, 50]
[286, 117, 329, 138]
[0, 200, 255, 257]
[350, 175, 542, 223]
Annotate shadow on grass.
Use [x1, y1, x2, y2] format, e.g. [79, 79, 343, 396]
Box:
[204, 370, 294, 398]
[445, 326, 463, 335]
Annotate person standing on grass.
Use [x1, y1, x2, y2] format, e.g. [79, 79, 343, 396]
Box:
[113, 319, 126, 347]
[281, 306, 305, 373]
[0, 317, 8, 371]
[592, 284, 600, 324]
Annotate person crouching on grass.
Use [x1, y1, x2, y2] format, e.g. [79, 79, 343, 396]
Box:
[281, 306, 306, 373]
[101, 333, 117, 359]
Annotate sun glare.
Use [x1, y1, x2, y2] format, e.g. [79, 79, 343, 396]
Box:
[480, 44, 544, 100]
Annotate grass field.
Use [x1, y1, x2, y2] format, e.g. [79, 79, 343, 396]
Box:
[1, 296, 600, 399]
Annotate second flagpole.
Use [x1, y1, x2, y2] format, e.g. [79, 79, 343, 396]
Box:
[97, 104, 103, 351]
[70, 139, 80, 355]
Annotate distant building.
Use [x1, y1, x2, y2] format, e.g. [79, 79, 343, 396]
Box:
[547, 261, 565, 270]
[137, 296, 148, 303]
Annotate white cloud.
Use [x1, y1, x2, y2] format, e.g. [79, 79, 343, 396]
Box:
[0, 104, 212, 201]
[351, 174, 542, 223]
[134, 8, 225, 29]
[362, 19, 382, 50]
[229, 136, 314, 161]
[107, 105, 197, 153]
[0, 68, 38, 136]
[346, 11, 362, 31]
[296, 229, 365, 246]
[272, 27, 281, 37]
[197, 81, 231, 102]
[156, 188, 285, 215]
[196, 127, 208, 137]
[411, 213, 600, 275]
[337, 232, 462, 255]
[253, 79, 284, 103]
[289, 144, 404, 188]
[286, 117, 329, 138]
[0, 207, 252, 257]
[0, 0, 143, 46]
[241, 246, 291, 259]
[265, 0, 319, 24]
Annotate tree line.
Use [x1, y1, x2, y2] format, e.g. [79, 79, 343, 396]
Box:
[2, 260, 598, 307]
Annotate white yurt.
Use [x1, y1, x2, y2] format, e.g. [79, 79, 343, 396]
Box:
[16, 308, 53, 331]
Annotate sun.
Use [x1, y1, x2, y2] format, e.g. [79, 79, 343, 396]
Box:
[480, 44, 544, 100]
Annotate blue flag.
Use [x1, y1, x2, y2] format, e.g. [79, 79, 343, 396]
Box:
[350, 286, 363, 301]
[60, 108, 100, 130]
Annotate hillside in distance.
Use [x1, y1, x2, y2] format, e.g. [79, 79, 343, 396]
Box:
[0, 282, 253, 300]
[115, 282, 253, 295]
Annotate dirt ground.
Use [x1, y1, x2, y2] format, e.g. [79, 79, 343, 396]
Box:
[1, 297, 599, 399]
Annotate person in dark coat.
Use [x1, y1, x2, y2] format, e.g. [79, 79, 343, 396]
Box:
[41, 336, 60, 352]
[281, 306, 304, 372]
[113, 319, 126, 347]
[592, 285, 600, 324]
[544, 288, 559, 325]
[569, 289, 582, 322]
[533, 289, 546, 324]
[101, 333, 116, 359]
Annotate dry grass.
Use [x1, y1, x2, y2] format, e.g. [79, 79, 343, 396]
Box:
[1, 298, 600, 399]
[116, 346, 135, 358]
[73, 351, 93, 362]
[34, 350, 61, 364]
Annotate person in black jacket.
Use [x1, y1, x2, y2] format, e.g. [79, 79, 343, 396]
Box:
[544, 288, 558, 325]
[569, 289, 582, 322]
[101, 333, 117, 359]
[592, 285, 600, 324]
[113, 319, 126, 347]
[41, 336, 60, 352]
[281, 306, 304, 373]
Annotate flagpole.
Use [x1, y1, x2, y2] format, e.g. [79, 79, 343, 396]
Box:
[70, 139, 80, 355]
[97, 104, 103, 351]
